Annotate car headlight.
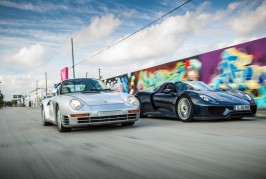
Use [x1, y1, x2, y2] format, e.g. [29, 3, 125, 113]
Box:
[199, 94, 218, 104]
[128, 96, 139, 106]
[244, 93, 254, 101]
[121, 95, 139, 106]
[70, 99, 82, 110]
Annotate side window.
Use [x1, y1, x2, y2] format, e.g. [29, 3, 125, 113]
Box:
[57, 83, 61, 95]
[60, 82, 72, 94]
[164, 84, 175, 92]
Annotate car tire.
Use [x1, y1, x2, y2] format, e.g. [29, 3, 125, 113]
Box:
[41, 107, 52, 126]
[121, 122, 135, 126]
[177, 96, 194, 122]
[56, 106, 71, 132]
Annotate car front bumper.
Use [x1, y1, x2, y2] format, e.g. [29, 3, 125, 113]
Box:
[62, 111, 139, 127]
[192, 104, 257, 120]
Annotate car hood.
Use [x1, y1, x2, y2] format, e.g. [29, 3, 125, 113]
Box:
[199, 91, 249, 104]
[65, 92, 125, 105]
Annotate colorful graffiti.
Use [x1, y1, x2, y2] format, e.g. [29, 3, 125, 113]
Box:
[105, 38, 266, 108]
[210, 47, 266, 107]
[135, 59, 201, 91]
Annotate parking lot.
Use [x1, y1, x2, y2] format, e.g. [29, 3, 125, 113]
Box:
[0, 107, 266, 179]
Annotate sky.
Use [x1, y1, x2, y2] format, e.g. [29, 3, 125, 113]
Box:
[0, 0, 266, 100]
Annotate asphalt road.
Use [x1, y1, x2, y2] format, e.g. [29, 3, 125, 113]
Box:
[0, 107, 266, 179]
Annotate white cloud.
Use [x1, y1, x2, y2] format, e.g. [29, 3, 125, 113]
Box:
[0, 0, 68, 12]
[87, 3, 214, 66]
[228, 1, 242, 10]
[122, 9, 137, 18]
[4, 44, 49, 69]
[0, 74, 57, 101]
[82, 0, 266, 72]
[228, 0, 266, 35]
[73, 14, 121, 47]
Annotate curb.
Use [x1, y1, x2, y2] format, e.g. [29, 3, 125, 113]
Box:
[256, 108, 266, 118]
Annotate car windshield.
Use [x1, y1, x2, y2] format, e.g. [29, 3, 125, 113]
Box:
[61, 78, 110, 94]
[183, 81, 214, 91]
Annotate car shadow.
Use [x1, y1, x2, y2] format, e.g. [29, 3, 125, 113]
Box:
[69, 124, 136, 133]
[54, 117, 258, 133]
[145, 115, 256, 123]
[68, 120, 157, 133]
[194, 118, 255, 123]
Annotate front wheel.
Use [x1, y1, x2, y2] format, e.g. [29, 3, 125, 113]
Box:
[56, 107, 71, 132]
[42, 107, 51, 126]
[177, 96, 194, 122]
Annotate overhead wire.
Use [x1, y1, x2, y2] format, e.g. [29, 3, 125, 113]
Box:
[73, 0, 192, 67]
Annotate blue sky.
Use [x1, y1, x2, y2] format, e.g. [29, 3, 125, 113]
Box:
[0, 0, 266, 100]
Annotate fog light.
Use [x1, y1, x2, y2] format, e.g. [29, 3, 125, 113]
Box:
[128, 110, 139, 113]
[70, 113, 90, 117]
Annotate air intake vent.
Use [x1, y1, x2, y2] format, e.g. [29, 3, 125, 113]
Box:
[63, 116, 69, 125]
[208, 107, 226, 115]
[77, 114, 138, 124]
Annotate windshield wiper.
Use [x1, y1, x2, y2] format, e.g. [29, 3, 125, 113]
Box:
[102, 89, 113, 92]
[82, 89, 101, 93]
[82, 89, 113, 93]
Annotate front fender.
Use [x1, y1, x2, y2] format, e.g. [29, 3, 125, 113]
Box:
[53, 96, 77, 116]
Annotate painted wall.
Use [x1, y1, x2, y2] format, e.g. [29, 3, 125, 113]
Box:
[105, 38, 266, 108]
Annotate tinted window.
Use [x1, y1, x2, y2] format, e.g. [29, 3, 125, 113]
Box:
[61, 79, 109, 94]
[177, 81, 214, 91]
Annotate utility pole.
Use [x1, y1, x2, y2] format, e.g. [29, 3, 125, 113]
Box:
[36, 80, 38, 107]
[98, 68, 102, 80]
[71, 38, 75, 79]
[45, 72, 47, 98]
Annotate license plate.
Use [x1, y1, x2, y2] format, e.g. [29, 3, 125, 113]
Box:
[234, 105, 250, 111]
[98, 110, 122, 116]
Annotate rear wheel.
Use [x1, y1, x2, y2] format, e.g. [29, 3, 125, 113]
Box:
[121, 122, 135, 126]
[56, 106, 71, 132]
[177, 96, 193, 122]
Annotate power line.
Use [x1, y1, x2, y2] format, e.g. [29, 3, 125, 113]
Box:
[74, 0, 192, 67]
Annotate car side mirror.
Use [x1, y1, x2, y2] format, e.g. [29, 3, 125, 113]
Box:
[52, 88, 57, 95]
[163, 89, 172, 94]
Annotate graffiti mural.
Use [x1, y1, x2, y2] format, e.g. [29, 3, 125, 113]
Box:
[105, 37, 266, 108]
[135, 59, 201, 91]
[210, 47, 266, 107]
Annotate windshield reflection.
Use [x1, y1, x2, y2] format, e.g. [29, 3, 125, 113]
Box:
[183, 81, 214, 91]
[61, 78, 110, 94]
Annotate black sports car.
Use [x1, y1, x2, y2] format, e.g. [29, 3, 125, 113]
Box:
[134, 81, 257, 121]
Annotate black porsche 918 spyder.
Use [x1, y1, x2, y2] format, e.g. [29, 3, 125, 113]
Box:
[134, 81, 257, 121]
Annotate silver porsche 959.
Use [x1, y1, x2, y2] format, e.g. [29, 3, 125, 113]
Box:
[41, 78, 140, 132]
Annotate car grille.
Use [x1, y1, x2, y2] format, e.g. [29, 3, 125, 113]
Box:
[208, 107, 226, 115]
[77, 114, 138, 124]
[208, 105, 256, 118]
[63, 116, 69, 125]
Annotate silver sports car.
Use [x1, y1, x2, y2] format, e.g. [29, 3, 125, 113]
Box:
[41, 78, 140, 132]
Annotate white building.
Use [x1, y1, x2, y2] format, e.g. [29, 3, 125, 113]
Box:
[25, 88, 45, 107]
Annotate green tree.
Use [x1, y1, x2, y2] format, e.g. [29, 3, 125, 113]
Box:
[5, 101, 12, 107]
[12, 100, 17, 107]
[0, 90, 4, 108]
